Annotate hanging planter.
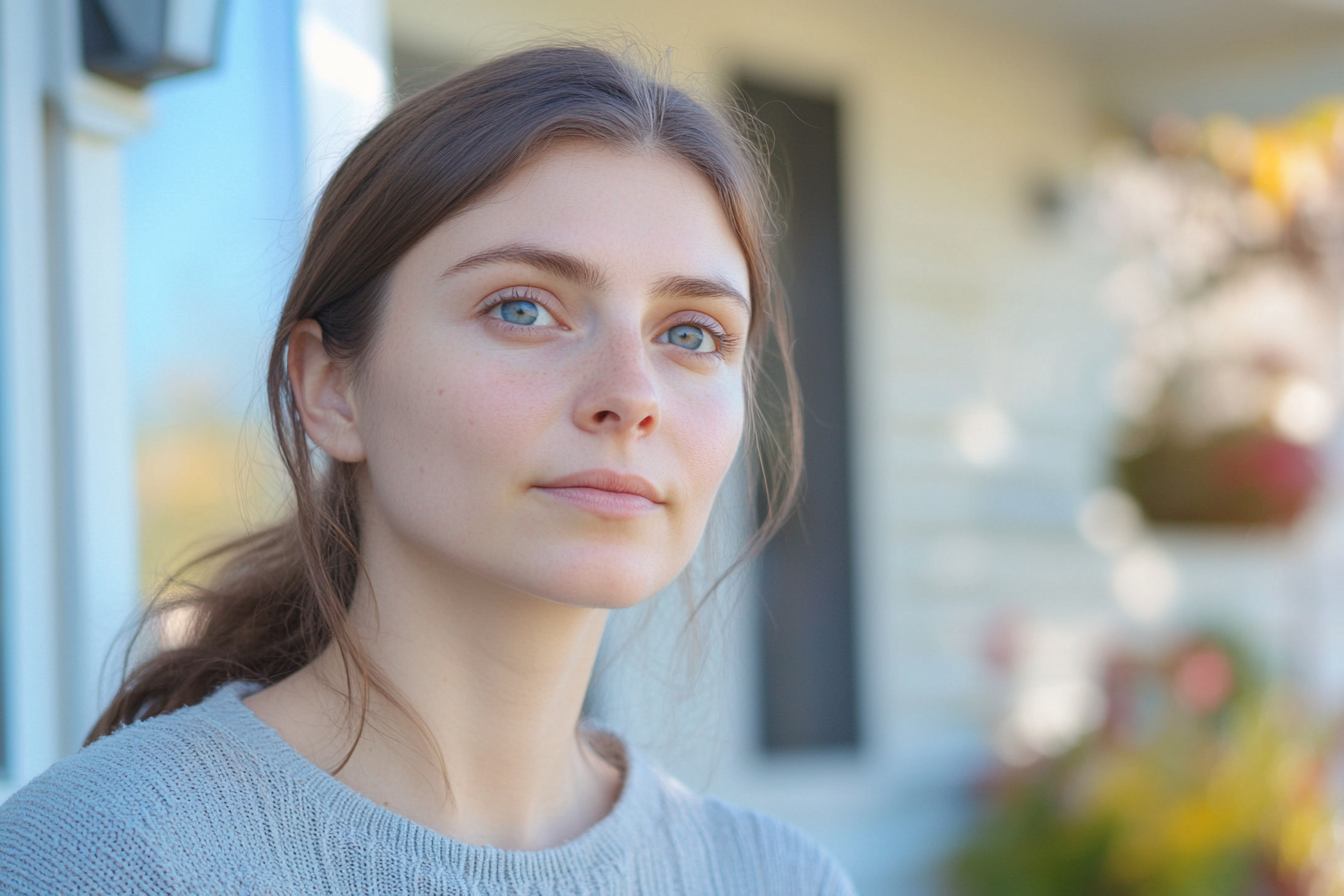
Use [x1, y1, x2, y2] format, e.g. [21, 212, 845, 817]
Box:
[1096, 105, 1344, 529]
[1116, 427, 1319, 527]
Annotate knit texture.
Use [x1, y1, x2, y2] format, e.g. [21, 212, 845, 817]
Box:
[0, 682, 856, 895]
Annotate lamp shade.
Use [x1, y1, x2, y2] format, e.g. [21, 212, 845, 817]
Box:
[81, 0, 226, 88]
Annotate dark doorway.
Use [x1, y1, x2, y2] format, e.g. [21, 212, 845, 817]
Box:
[740, 78, 858, 752]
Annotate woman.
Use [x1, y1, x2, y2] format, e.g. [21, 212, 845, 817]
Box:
[0, 44, 854, 894]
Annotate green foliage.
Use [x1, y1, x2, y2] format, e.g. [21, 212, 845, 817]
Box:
[947, 761, 1123, 896]
[945, 633, 1339, 896]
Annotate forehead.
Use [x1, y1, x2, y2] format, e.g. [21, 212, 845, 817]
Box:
[400, 143, 751, 297]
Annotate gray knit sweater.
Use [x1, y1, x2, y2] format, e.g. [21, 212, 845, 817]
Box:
[0, 681, 856, 894]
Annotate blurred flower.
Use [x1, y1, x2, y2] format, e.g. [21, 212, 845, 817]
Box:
[1272, 376, 1335, 445]
[949, 633, 1344, 896]
[988, 620, 1111, 767]
[1172, 645, 1234, 714]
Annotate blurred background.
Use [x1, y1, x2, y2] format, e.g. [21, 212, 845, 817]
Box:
[10, 0, 1344, 893]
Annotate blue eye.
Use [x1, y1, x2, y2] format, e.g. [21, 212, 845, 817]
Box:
[499, 300, 540, 325]
[664, 324, 716, 353]
[491, 297, 557, 327]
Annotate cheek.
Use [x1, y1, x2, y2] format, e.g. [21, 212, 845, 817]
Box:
[666, 377, 746, 516]
[359, 338, 562, 518]
[430, 353, 558, 458]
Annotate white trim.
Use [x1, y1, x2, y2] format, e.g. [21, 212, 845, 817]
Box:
[50, 126, 142, 750]
[65, 75, 152, 141]
[0, 0, 62, 797]
[0, 0, 150, 789]
[43, 0, 147, 753]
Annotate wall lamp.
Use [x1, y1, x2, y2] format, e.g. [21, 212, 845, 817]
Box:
[81, 0, 227, 88]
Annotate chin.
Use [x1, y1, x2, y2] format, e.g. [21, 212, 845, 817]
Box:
[513, 552, 684, 611]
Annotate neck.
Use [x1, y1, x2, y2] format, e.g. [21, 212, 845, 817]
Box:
[244, 522, 621, 850]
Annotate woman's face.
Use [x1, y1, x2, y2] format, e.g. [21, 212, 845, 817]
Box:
[332, 143, 750, 608]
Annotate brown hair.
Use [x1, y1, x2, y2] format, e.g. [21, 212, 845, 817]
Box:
[89, 44, 803, 757]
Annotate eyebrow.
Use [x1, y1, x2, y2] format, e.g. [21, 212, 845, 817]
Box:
[439, 242, 750, 312]
[439, 244, 608, 291]
[652, 274, 751, 314]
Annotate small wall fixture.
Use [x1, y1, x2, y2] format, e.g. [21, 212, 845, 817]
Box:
[81, 0, 226, 88]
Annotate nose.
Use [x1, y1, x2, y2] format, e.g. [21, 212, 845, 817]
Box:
[573, 327, 660, 438]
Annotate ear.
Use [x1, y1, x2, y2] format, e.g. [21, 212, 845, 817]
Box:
[288, 319, 366, 463]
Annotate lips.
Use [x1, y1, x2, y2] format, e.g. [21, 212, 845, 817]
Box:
[533, 469, 663, 518]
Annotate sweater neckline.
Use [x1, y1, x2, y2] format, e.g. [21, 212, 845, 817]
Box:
[203, 680, 658, 884]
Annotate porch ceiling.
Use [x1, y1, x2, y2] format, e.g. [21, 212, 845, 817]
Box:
[922, 0, 1344, 69]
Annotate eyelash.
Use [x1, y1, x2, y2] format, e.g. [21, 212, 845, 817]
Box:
[484, 286, 547, 307]
[671, 313, 739, 357]
[480, 289, 740, 355]
[481, 287, 554, 323]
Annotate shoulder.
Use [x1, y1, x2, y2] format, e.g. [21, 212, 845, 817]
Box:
[0, 683, 264, 894]
[634, 757, 857, 896]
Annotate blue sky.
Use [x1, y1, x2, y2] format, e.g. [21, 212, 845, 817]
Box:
[124, 0, 303, 424]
